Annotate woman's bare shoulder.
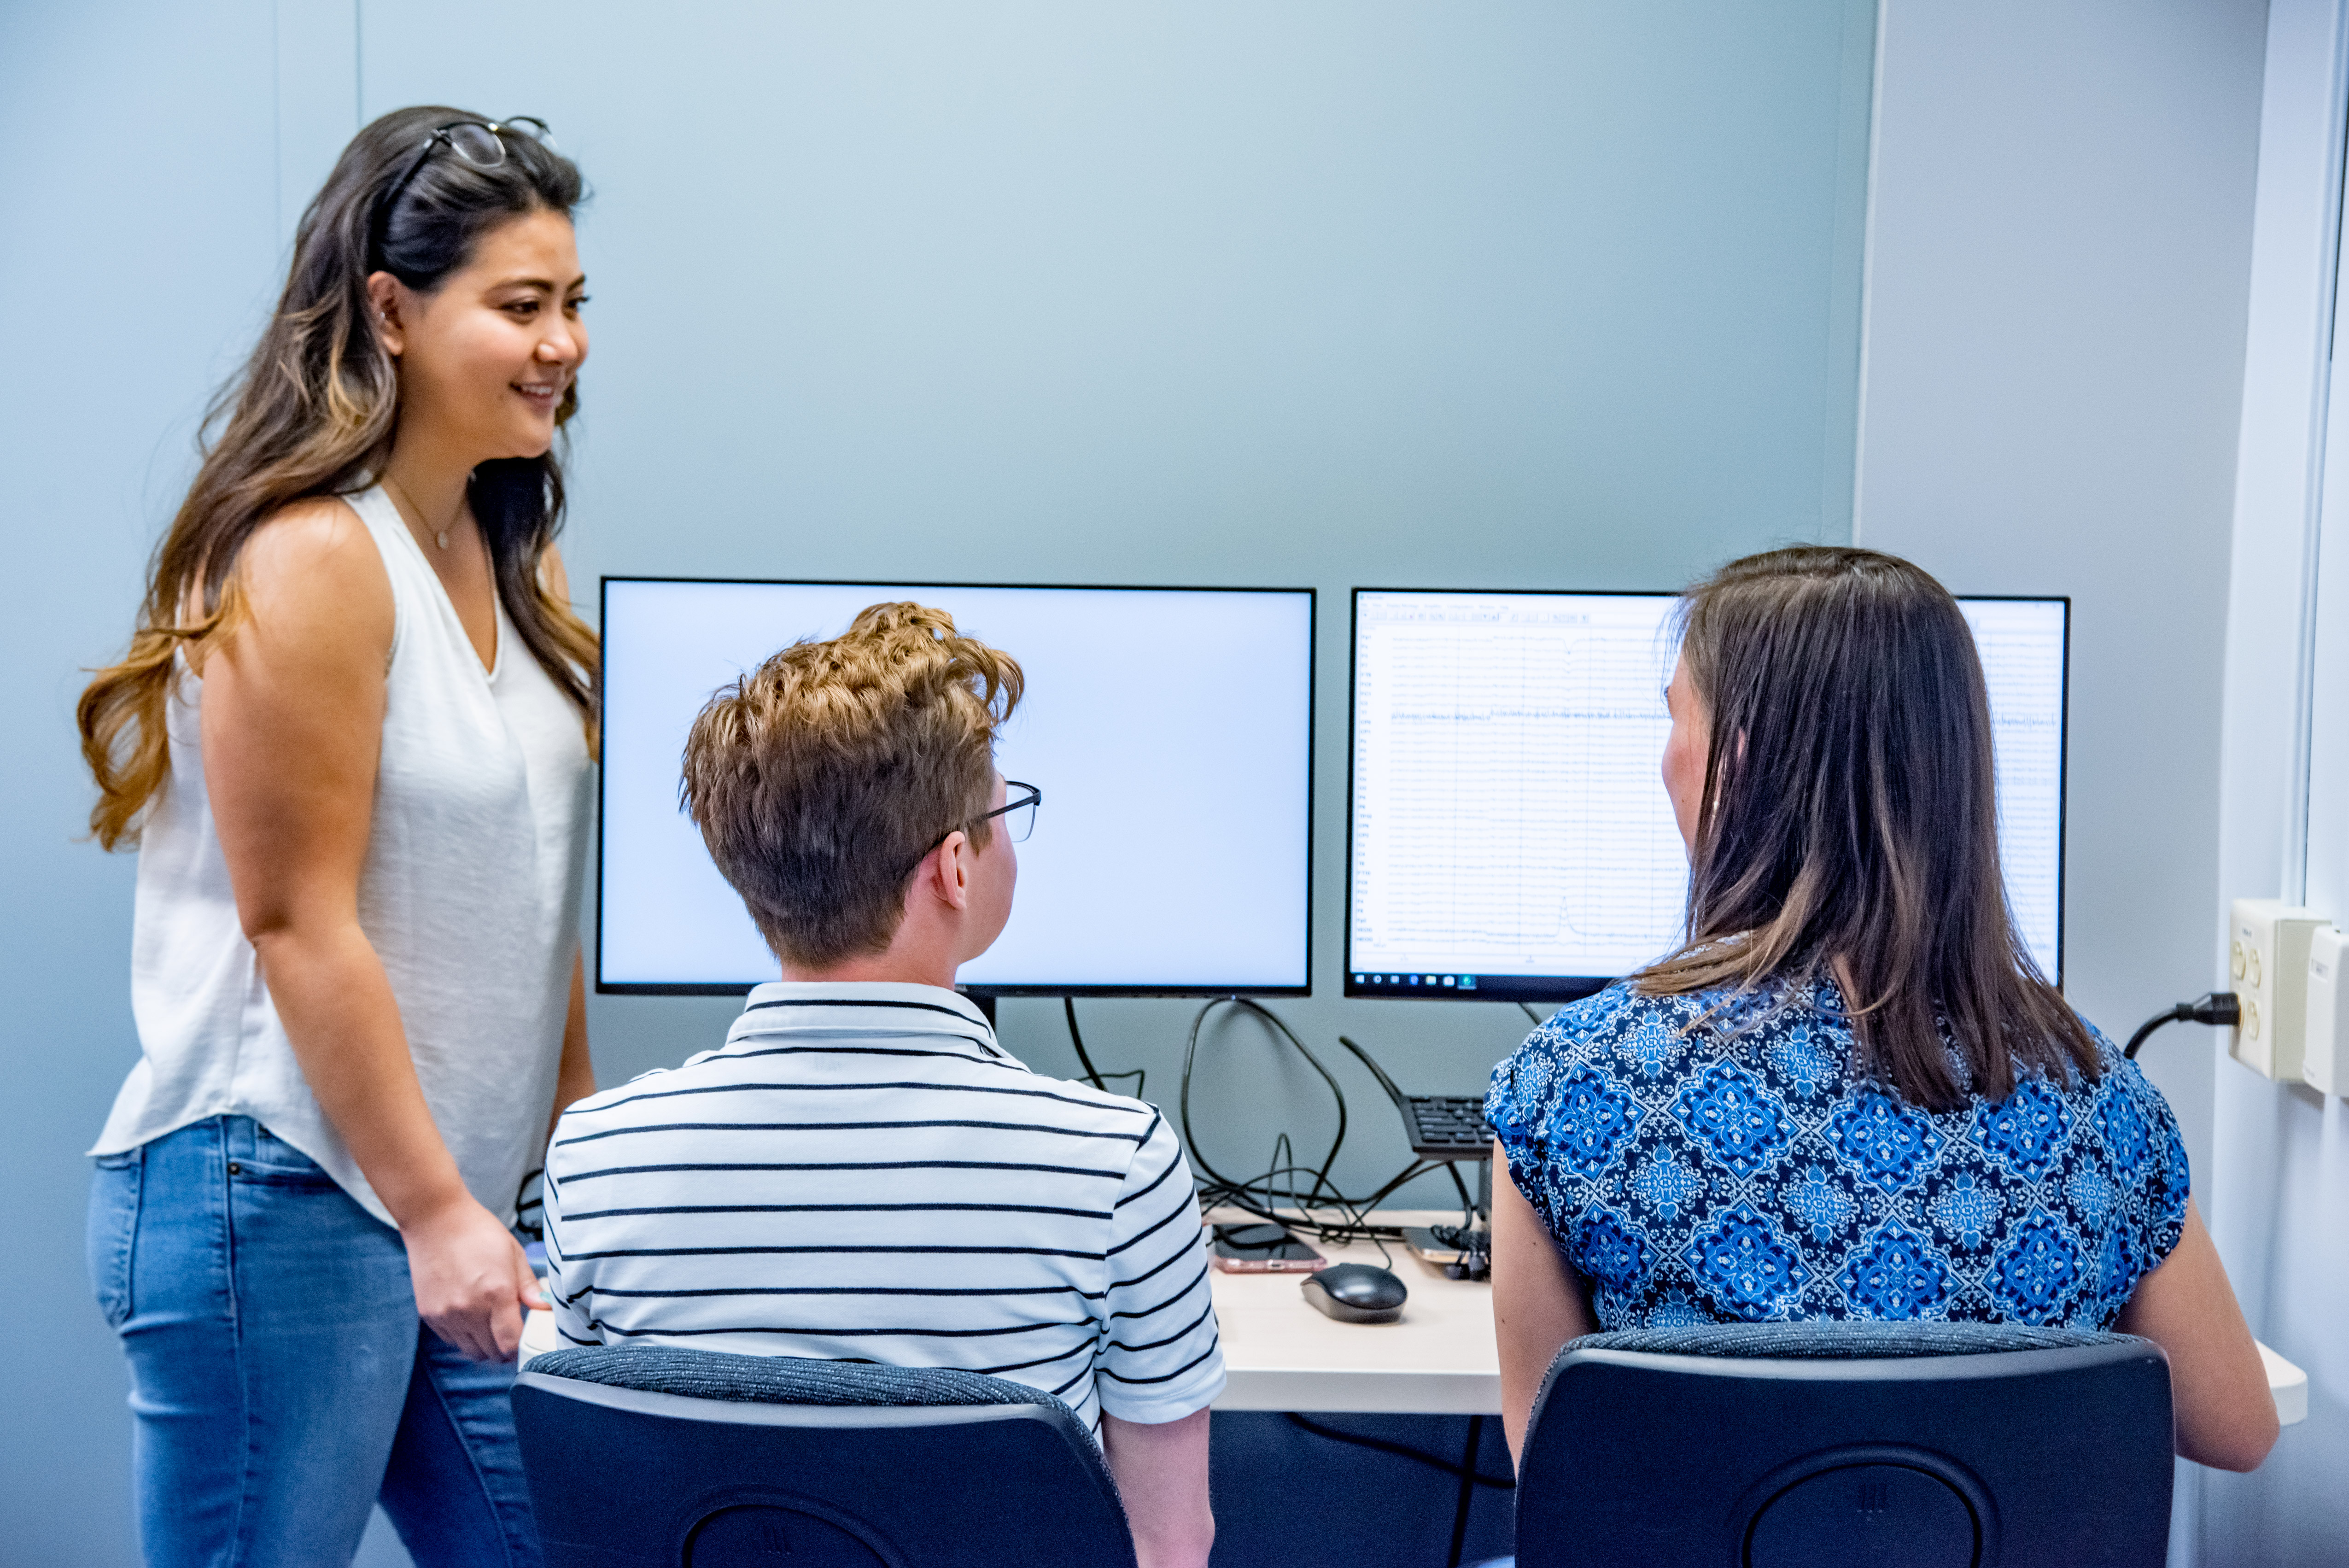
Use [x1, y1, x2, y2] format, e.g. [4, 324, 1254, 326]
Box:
[226, 496, 395, 660]
[243, 494, 383, 577]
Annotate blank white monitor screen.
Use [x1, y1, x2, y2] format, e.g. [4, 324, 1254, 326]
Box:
[1346, 590, 2067, 1000]
[600, 579, 1315, 994]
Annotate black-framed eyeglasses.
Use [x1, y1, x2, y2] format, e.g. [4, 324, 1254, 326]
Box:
[904, 781, 1040, 876]
[373, 117, 556, 247]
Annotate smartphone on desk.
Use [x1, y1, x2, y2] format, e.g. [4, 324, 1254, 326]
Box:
[1210, 1223, 1327, 1273]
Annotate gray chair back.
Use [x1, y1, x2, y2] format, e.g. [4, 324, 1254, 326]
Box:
[511, 1346, 1134, 1568]
[1513, 1322, 2173, 1568]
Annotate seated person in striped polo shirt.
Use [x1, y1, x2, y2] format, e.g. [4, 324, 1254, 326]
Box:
[543, 602, 1222, 1568]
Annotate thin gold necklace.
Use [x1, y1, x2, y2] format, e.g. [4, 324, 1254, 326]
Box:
[384, 474, 457, 550]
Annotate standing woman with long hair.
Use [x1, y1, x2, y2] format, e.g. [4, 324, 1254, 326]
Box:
[80, 107, 599, 1565]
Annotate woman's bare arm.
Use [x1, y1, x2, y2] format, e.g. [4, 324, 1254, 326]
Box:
[2115, 1199, 2278, 1471]
[203, 499, 542, 1362]
[1492, 1143, 1596, 1466]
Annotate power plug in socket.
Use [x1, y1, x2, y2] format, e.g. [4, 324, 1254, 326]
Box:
[2229, 899, 2329, 1082]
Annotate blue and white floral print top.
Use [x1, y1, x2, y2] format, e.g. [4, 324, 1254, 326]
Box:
[1485, 979, 2189, 1330]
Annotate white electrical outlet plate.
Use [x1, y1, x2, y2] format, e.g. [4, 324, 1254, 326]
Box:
[2304, 926, 2346, 1096]
[2230, 899, 2329, 1082]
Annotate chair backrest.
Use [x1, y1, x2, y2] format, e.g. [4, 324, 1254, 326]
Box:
[511, 1346, 1135, 1568]
[1512, 1322, 2173, 1568]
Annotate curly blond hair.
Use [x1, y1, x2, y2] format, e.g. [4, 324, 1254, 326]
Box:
[681, 602, 1024, 968]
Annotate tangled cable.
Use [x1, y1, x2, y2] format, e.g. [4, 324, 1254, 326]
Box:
[1175, 997, 1437, 1255]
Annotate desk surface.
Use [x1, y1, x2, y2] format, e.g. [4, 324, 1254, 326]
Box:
[1199, 1208, 1496, 1413]
[519, 1205, 2307, 1425]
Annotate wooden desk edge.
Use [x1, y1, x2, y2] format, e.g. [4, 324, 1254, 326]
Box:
[1214, 1369, 1502, 1415]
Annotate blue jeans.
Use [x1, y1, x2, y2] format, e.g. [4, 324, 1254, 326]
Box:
[87, 1115, 543, 1568]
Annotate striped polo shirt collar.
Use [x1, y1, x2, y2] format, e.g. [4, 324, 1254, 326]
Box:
[724, 981, 1015, 1064]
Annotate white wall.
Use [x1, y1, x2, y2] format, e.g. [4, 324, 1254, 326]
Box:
[2205, 1, 2349, 1560]
[1856, 0, 2268, 1178]
[1855, 2, 2322, 1564]
[0, 5, 280, 1563]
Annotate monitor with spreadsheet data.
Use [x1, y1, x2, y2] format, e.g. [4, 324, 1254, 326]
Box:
[600, 579, 1315, 995]
[1345, 589, 2067, 1001]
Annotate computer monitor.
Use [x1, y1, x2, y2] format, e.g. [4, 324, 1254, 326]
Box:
[1345, 589, 2067, 1001]
[599, 579, 1315, 995]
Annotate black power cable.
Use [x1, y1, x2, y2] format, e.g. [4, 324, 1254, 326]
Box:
[2124, 992, 2240, 1059]
[1447, 1415, 1487, 1568]
[1063, 997, 1144, 1098]
[1179, 998, 1441, 1251]
[1052, 995, 1470, 1250]
[1291, 1413, 1512, 1568]
[1180, 997, 1350, 1205]
[1281, 1413, 1514, 1490]
[1334, 1030, 1493, 1276]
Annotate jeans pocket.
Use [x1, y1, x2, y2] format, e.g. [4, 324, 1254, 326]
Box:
[235, 1122, 338, 1189]
[88, 1150, 143, 1330]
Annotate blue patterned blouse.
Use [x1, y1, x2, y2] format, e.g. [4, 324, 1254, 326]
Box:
[1485, 979, 2190, 1329]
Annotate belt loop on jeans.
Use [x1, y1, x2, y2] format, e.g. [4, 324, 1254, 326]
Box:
[223, 1113, 254, 1176]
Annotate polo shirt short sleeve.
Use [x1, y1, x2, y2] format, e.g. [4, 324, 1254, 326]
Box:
[543, 981, 1224, 1433]
[1093, 1110, 1227, 1422]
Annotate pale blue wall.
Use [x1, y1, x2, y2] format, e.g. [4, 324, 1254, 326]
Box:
[0, 4, 280, 1562]
[1853, 3, 2272, 1564]
[0, 5, 1873, 1560]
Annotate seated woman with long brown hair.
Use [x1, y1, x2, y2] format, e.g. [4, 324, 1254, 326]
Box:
[1486, 546, 2277, 1474]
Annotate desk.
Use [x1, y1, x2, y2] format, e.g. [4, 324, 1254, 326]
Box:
[519, 1204, 2308, 1426]
[2261, 1343, 2309, 1426]
[1198, 1207, 1497, 1414]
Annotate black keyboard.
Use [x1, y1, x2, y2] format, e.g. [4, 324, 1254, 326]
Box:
[1402, 1095, 1495, 1160]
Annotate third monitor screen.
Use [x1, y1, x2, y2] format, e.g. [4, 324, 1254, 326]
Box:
[1347, 589, 2066, 1001]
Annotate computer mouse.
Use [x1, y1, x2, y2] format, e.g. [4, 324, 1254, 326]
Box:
[1301, 1263, 1408, 1324]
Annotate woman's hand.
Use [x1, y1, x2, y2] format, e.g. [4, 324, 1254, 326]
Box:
[402, 1194, 549, 1363]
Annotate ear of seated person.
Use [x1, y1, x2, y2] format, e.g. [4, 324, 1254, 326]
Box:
[1486, 547, 2279, 1480]
[540, 603, 1221, 1568]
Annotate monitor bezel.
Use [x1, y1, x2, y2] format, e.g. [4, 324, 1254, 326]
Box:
[1341, 586, 2069, 1002]
[595, 574, 1318, 999]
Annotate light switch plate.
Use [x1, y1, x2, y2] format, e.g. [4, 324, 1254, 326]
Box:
[2304, 925, 2346, 1096]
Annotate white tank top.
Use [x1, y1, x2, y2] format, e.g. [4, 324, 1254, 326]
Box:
[92, 485, 594, 1228]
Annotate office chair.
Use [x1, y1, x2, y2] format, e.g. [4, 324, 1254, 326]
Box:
[1510, 1321, 2174, 1568]
[511, 1346, 1136, 1568]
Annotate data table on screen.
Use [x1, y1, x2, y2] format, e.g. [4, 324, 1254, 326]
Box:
[1347, 590, 2067, 999]
[1349, 593, 1686, 989]
[1958, 597, 2068, 982]
[599, 579, 1315, 994]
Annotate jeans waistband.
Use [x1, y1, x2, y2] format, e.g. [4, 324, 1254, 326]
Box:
[131, 1114, 326, 1175]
